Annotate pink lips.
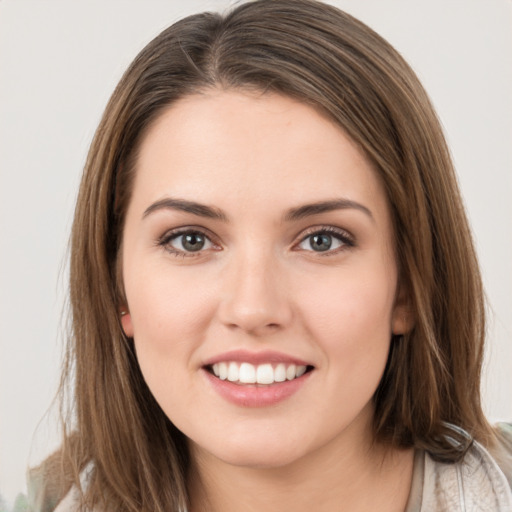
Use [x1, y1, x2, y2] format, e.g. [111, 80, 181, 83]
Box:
[202, 350, 313, 408]
[203, 349, 311, 367]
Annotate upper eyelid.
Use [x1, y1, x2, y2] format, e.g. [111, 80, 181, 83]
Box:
[159, 226, 217, 242]
[296, 225, 354, 241]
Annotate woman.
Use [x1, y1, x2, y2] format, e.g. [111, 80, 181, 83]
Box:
[30, 0, 512, 510]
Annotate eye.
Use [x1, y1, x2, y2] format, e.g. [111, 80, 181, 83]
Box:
[297, 227, 353, 253]
[160, 229, 216, 256]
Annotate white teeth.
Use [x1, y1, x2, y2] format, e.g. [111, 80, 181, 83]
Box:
[227, 362, 239, 382]
[296, 365, 307, 378]
[256, 363, 274, 385]
[218, 362, 228, 380]
[286, 364, 296, 381]
[239, 362, 256, 384]
[211, 361, 310, 385]
[274, 363, 286, 382]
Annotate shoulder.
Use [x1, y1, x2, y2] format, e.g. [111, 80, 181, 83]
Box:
[419, 424, 512, 511]
[53, 484, 100, 512]
[53, 468, 99, 512]
[53, 486, 81, 512]
[489, 422, 512, 488]
[29, 462, 96, 512]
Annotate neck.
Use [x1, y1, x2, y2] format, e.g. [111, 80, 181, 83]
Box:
[187, 414, 414, 512]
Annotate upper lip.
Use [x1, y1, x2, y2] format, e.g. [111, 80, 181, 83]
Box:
[202, 349, 313, 367]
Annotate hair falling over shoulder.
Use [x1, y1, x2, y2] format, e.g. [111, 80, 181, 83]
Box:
[32, 1, 493, 510]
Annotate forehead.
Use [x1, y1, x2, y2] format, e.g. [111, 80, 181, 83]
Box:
[131, 89, 388, 218]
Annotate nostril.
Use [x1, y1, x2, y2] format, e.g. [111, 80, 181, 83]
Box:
[224, 319, 283, 334]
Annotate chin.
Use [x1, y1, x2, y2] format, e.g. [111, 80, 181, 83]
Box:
[189, 430, 313, 470]
[217, 446, 306, 470]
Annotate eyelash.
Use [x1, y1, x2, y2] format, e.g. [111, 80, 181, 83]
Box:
[157, 225, 355, 258]
[157, 227, 220, 258]
[296, 226, 355, 255]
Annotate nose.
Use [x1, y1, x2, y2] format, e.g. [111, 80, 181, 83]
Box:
[217, 249, 293, 336]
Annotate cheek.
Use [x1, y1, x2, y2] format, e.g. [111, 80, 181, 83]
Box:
[297, 266, 396, 371]
[124, 265, 218, 375]
[124, 267, 220, 417]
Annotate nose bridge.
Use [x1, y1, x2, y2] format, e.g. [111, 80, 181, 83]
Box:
[219, 241, 291, 334]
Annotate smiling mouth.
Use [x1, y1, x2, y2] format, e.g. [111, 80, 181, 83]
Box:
[206, 362, 314, 386]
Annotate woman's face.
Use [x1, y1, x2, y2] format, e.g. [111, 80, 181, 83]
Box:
[121, 90, 410, 469]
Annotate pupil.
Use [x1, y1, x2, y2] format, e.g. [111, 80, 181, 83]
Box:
[183, 233, 205, 252]
[311, 234, 331, 251]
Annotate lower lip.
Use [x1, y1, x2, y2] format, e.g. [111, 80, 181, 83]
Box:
[203, 369, 312, 407]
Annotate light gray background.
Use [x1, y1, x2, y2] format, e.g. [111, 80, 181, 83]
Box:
[1, 0, 511, 505]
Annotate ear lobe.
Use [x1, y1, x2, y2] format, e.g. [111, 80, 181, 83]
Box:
[120, 308, 134, 337]
[391, 285, 415, 335]
[391, 307, 414, 335]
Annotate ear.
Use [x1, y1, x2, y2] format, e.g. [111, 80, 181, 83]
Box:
[119, 308, 134, 337]
[391, 283, 415, 335]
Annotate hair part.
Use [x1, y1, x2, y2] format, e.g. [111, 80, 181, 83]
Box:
[40, 1, 491, 510]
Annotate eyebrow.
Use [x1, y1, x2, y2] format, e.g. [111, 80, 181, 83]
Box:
[142, 197, 373, 223]
[284, 199, 374, 222]
[143, 198, 228, 221]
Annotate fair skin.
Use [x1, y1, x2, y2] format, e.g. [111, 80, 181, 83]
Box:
[121, 90, 414, 511]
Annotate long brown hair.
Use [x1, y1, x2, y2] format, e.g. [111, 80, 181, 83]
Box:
[42, 0, 491, 510]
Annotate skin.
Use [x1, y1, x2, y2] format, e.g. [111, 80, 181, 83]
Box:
[121, 89, 414, 511]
